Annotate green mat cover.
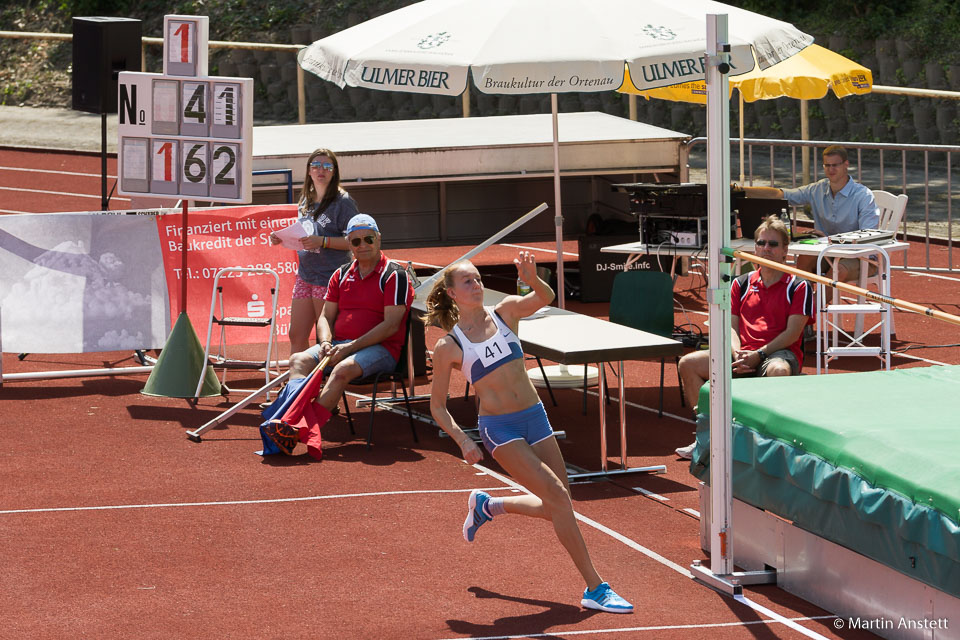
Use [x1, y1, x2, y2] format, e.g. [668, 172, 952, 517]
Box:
[692, 365, 960, 598]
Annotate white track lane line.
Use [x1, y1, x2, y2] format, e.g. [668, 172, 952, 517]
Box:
[896, 351, 950, 366]
[632, 487, 669, 502]
[435, 615, 837, 640]
[408, 259, 444, 270]
[735, 594, 835, 640]
[501, 242, 579, 258]
[581, 388, 695, 424]
[0, 486, 512, 516]
[472, 463, 833, 640]
[0, 185, 131, 201]
[475, 463, 692, 577]
[904, 270, 960, 282]
[4, 454, 835, 637]
[0, 165, 117, 178]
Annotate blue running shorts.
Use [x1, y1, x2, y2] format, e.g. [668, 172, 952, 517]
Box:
[477, 402, 554, 454]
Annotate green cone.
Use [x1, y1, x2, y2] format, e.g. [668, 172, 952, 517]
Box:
[141, 312, 222, 398]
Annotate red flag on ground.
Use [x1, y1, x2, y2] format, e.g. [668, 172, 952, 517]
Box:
[260, 356, 332, 459]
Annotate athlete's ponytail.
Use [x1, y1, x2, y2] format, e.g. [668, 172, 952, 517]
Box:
[423, 261, 469, 331]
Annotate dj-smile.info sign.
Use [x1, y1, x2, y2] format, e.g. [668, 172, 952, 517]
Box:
[117, 15, 253, 203]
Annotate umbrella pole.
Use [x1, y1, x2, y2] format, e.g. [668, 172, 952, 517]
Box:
[739, 91, 745, 184]
[551, 93, 565, 309]
[801, 99, 810, 184]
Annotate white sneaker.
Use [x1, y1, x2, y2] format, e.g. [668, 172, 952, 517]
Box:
[675, 442, 696, 460]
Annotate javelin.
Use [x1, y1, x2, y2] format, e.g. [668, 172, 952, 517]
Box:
[722, 246, 960, 327]
[414, 203, 549, 295]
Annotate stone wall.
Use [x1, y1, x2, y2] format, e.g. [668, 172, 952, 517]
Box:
[212, 27, 960, 146]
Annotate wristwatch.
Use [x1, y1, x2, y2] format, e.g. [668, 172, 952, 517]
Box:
[756, 348, 768, 362]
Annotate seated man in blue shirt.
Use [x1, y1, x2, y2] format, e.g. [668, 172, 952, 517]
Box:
[743, 145, 879, 282]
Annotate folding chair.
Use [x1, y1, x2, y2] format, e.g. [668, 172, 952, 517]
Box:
[609, 270, 684, 418]
[341, 317, 418, 448]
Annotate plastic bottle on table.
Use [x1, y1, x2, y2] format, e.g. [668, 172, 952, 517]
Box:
[780, 209, 792, 240]
[517, 278, 532, 296]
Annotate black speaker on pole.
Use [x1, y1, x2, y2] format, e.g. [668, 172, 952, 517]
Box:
[72, 17, 141, 114]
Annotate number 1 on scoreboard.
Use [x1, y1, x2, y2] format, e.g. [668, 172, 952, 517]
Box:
[163, 15, 207, 77]
[169, 21, 193, 64]
[211, 81, 242, 138]
[150, 139, 180, 194]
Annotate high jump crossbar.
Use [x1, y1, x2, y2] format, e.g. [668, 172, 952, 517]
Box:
[722, 247, 960, 327]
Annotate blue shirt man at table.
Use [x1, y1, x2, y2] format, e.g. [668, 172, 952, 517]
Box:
[743, 145, 879, 282]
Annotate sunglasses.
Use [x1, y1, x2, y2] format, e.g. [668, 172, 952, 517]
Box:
[822, 162, 844, 169]
[310, 160, 335, 171]
[350, 235, 376, 247]
[755, 239, 781, 247]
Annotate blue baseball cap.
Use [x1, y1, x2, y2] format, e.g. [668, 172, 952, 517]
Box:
[345, 213, 379, 235]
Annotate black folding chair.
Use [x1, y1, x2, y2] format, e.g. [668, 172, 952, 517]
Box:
[341, 318, 418, 448]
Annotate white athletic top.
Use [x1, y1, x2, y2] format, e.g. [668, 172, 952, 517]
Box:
[450, 307, 524, 385]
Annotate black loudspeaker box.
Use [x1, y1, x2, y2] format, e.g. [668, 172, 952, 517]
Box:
[577, 235, 675, 303]
[72, 17, 142, 114]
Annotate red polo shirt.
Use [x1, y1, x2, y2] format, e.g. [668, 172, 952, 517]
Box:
[325, 253, 413, 361]
[731, 270, 814, 366]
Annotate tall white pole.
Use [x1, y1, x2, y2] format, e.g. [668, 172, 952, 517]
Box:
[705, 13, 734, 578]
[551, 93, 566, 308]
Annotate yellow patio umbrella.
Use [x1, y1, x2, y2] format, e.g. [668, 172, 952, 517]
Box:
[619, 44, 873, 182]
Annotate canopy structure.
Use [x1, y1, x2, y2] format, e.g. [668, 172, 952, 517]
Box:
[297, 0, 812, 304]
[619, 44, 872, 181]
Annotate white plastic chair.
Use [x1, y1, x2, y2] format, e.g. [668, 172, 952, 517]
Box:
[864, 190, 908, 335]
[872, 190, 909, 238]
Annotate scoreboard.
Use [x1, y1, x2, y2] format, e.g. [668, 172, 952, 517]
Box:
[117, 15, 253, 203]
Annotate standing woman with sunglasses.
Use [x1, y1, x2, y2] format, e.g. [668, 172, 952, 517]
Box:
[270, 148, 358, 353]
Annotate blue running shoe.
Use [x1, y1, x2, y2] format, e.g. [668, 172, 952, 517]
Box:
[581, 582, 634, 614]
[462, 490, 492, 542]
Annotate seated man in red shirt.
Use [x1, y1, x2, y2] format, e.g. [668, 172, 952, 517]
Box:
[675, 215, 814, 459]
[266, 213, 414, 456]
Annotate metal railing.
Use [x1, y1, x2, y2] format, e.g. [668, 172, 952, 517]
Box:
[0, 29, 477, 123]
[686, 136, 957, 271]
[3, 28, 960, 269]
[0, 29, 309, 124]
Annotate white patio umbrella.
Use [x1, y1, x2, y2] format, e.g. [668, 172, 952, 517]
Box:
[298, 0, 812, 304]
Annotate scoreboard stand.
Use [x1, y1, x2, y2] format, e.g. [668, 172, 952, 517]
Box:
[118, 15, 252, 205]
[121, 15, 254, 400]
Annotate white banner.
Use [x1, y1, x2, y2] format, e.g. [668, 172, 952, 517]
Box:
[0, 212, 170, 353]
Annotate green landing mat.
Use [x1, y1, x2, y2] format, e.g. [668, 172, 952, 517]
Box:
[694, 365, 960, 597]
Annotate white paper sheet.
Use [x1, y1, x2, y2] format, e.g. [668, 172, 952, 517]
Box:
[274, 221, 310, 250]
